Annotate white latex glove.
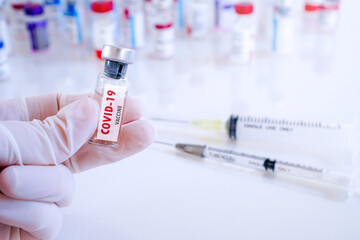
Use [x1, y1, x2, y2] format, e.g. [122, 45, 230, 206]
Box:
[0, 93, 155, 239]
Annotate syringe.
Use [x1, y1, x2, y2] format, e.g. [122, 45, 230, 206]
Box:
[150, 115, 354, 151]
[155, 140, 360, 195]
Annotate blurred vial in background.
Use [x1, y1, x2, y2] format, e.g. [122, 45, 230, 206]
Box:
[9, 1, 27, 53]
[300, 0, 321, 59]
[272, 0, 296, 54]
[319, 0, 340, 33]
[231, 1, 255, 63]
[24, 3, 50, 52]
[144, 0, 156, 37]
[91, 0, 116, 59]
[44, 0, 63, 48]
[174, 0, 185, 34]
[303, 0, 321, 28]
[152, 0, 175, 58]
[256, 0, 273, 48]
[186, 0, 211, 38]
[63, 0, 82, 45]
[120, 0, 146, 49]
[214, 0, 236, 32]
[0, 41, 10, 80]
[0, 3, 12, 55]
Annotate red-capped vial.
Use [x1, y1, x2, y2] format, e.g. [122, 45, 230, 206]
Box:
[152, 0, 175, 58]
[90, 1, 116, 59]
[154, 23, 175, 58]
[231, 2, 255, 63]
[303, 1, 322, 33]
[89, 45, 136, 147]
[319, 0, 340, 32]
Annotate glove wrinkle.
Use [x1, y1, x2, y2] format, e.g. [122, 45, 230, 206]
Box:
[0, 123, 23, 166]
[29, 120, 57, 166]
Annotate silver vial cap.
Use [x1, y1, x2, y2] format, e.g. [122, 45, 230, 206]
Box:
[101, 45, 136, 64]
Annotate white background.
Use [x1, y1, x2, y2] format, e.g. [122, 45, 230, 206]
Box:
[1, 0, 360, 239]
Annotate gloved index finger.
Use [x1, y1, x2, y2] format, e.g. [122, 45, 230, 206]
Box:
[0, 93, 94, 122]
[0, 93, 61, 122]
[0, 97, 99, 167]
[0, 93, 144, 125]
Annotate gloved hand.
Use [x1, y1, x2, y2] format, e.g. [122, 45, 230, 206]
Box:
[0, 93, 155, 239]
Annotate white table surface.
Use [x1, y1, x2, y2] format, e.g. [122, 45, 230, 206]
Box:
[1, 1, 360, 239]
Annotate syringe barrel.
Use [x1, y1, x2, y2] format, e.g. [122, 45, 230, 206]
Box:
[227, 115, 353, 152]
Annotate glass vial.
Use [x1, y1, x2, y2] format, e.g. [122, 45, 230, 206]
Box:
[120, 0, 146, 49]
[272, 0, 296, 54]
[186, 0, 211, 38]
[63, 0, 83, 45]
[152, 0, 175, 58]
[231, 2, 255, 63]
[24, 4, 49, 52]
[89, 45, 136, 147]
[318, 0, 340, 33]
[91, 1, 116, 59]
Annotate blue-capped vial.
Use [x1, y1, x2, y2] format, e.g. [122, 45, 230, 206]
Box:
[24, 3, 49, 51]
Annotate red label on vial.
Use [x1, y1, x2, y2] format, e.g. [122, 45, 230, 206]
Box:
[96, 84, 125, 142]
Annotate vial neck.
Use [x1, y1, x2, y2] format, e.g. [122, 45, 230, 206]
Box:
[104, 60, 128, 79]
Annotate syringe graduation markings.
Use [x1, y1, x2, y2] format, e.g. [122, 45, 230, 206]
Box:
[159, 141, 357, 193]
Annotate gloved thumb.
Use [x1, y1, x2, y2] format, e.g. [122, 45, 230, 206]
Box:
[0, 97, 99, 167]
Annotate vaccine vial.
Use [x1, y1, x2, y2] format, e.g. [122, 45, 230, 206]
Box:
[64, 0, 82, 45]
[10, 3, 27, 44]
[319, 0, 340, 33]
[215, 0, 236, 31]
[231, 2, 255, 63]
[0, 41, 10, 81]
[152, 0, 175, 58]
[303, 1, 321, 30]
[91, 1, 116, 59]
[174, 0, 185, 33]
[186, 0, 211, 38]
[144, 0, 156, 37]
[89, 45, 135, 147]
[44, 0, 63, 48]
[272, 0, 296, 54]
[0, 7, 11, 55]
[44, 0, 63, 27]
[120, 0, 146, 49]
[24, 4, 49, 51]
[301, 1, 321, 59]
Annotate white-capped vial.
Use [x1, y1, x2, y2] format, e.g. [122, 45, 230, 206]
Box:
[231, 2, 255, 63]
[91, 1, 116, 59]
[89, 45, 136, 147]
[272, 0, 296, 54]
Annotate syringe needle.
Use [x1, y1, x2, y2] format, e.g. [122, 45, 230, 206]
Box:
[148, 117, 191, 125]
[154, 140, 175, 147]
